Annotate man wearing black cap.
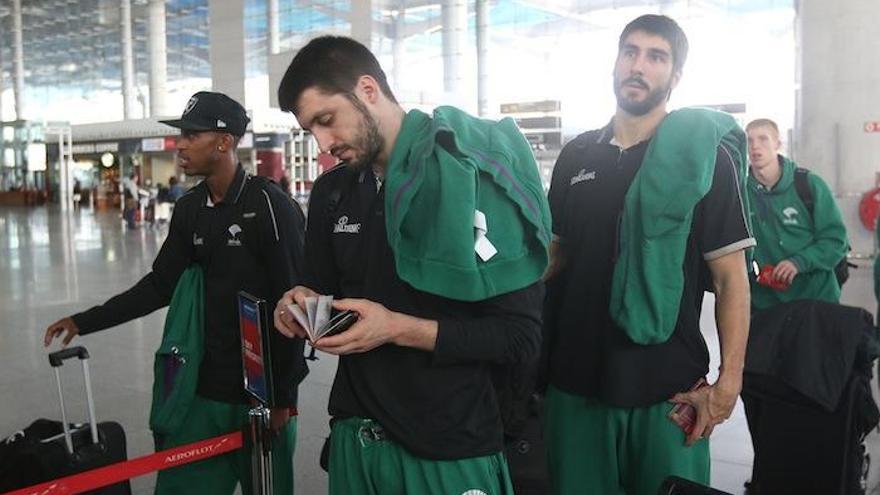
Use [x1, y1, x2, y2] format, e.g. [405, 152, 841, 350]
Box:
[44, 91, 308, 494]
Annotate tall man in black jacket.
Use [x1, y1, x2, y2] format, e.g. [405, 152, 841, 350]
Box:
[43, 91, 307, 495]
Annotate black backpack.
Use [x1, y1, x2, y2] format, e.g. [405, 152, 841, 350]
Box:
[792, 168, 854, 286]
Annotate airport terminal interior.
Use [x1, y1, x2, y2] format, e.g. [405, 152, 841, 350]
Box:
[2, 0, 880, 494]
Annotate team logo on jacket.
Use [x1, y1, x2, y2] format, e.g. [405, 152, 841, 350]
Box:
[570, 168, 597, 186]
[461, 490, 488, 495]
[333, 216, 361, 234]
[227, 224, 242, 246]
[782, 206, 800, 225]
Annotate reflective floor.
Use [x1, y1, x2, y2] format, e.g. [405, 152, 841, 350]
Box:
[0, 205, 878, 495]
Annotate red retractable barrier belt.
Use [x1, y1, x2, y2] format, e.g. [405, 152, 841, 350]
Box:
[3, 431, 243, 495]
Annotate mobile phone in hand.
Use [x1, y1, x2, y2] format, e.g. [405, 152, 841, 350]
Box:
[314, 310, 358, 341]
[668, 377, 708, 434]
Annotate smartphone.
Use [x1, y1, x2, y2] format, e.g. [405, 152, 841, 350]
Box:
[314, 310, 359, 341]
[668, 377, 708, 435]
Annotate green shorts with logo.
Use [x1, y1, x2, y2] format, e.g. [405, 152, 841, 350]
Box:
[545, 385, 709, 495]
[328, 416, 513, 495]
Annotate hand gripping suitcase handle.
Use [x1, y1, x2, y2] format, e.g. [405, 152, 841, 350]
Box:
[48, 346, 100, 453]
[48, 346, 90, 367]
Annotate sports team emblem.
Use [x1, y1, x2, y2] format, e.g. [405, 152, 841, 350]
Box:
[183, 96, 199, 115]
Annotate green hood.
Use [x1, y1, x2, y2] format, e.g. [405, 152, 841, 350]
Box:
[747, 156, 847, 310]
[747, 155, 796, 194]
[385, 107, 552, 301]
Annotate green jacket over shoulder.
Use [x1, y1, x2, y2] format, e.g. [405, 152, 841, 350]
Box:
[610, 108, 750, 345]
[747, 156, 848, 310]
[384, 107, 552, 302]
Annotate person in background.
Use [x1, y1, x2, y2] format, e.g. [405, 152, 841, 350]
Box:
[168, 176, 185, 202]
[745, 118, 848, 310]
[121, 173, 140, 228]
[72, 178, 82, 209]
[279, 173, 292, 197]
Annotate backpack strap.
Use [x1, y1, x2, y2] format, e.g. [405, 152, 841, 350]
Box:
[794, 167, 814, 216]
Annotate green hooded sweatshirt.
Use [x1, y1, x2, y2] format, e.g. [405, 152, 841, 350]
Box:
[875, 225, 880, 313]
[747, 156, 848, 310]
[385, 107, 552, 302]
[610, 108, 750, 345]
[150, 265, 204, 436]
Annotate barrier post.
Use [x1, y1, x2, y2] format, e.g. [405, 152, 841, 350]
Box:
[238, 292, 276, 495]
[248, 404, 274, 495]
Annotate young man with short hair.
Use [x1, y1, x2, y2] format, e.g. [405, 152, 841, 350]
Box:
[745, 118, 848, 309]
[543, 15, 753, 495]
[274, 36, 549, 494]
[44, 91, 307, 495]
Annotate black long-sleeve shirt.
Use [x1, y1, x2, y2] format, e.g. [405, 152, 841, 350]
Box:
[73, 165, 308, 407]
[305, 165, 543, 460]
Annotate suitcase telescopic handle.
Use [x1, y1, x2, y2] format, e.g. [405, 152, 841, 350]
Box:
[48, 346, 90, 367]
[48, 346, 99, 453]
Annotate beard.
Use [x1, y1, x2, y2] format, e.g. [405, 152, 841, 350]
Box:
[337, 94, 384, 171]
[613, 75, 671, 116]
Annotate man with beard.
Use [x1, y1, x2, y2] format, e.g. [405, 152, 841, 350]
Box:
[44, 92, 307, 495]
[745, 118, 847, 309]
[542, 15, 753, 494]
[273, 36, 549, 494]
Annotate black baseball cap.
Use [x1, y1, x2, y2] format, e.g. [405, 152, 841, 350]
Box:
[160, 91, 250, 137]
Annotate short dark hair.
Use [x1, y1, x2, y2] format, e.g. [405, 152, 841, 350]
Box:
[619, 15, 689, 74]
[277, 36, 397, 114]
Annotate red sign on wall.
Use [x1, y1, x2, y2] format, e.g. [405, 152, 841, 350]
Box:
[863, 122, 880, 133]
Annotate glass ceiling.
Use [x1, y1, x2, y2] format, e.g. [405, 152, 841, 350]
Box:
[0, 0, 795, 132]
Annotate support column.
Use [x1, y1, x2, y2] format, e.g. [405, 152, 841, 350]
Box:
[391, 5, 406, 89]
[796, 0, 880, 254]
[441, 0, 467, 96]
[268, 0, 280, 55]
[13, 0, 25, 119]
[149, 0, 169, 117]
[209, 0, 247, 105]
[0, 21, 4, 122]
[121, 0, 136, 119]
[351, 0, 373, 47]
[475, 0, 489, 116]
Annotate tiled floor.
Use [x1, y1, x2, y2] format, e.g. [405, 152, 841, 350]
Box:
[1, 205, 878, 494]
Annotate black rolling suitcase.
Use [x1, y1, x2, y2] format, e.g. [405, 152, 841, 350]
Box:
[0, 347, 131, 494]
[743, 371, 874, 495]
[742, 301, 879, 495]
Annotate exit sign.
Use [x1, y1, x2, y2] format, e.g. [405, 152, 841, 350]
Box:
[864, 122, 880, 132]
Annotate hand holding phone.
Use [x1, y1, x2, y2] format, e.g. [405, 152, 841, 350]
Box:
[317, 310, 359, 340]
[668, 377, 709, 435]
[286, 297, 359, 342]
[756, 264, 789, 291]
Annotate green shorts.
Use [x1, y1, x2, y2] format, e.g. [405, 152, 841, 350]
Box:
[328, 416, 513, 495]
[545, 385, 709, 495]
